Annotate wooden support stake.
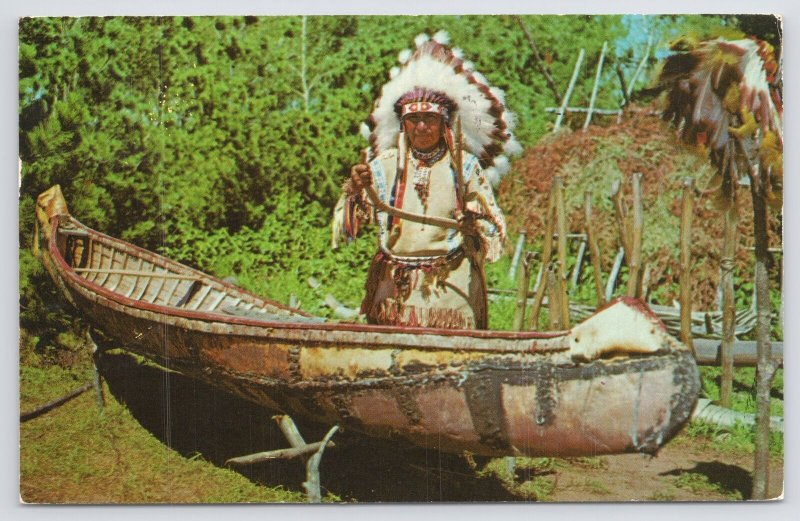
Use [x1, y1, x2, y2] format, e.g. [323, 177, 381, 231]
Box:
[304, 425, 339, 503]
[584, 192, 606, 307]
[554, 48, 585, 132]
[583, 41, 608, 131]
[528, 185, 557, 329]
[626, 173, 644, 298]
[226, 441, 336, 466]
[274, 414, 306, 447]
[553, 177, 570, 327]
[513, 252, 535, 331]
[609, 179, 631, 260]
[679, 178, 696, 355]
[508, 232, 527, 280]
[720, 202, 739, 408]
[547, 263, 563, 330]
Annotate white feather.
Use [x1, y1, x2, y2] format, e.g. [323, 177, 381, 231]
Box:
[493, 155, 510, 176]
[414, 33, 430, 48]
[398, 49, 412, 65]
[462, 60, 474, 71]
[389, 66, 400, 79]
[489, 86, 506, 104]
[432, 30, 450, 45]
[502, 111, 517, 130]
[484, 167, 501, 187]
[360, 122, 371, 141]
[452, 48, 464, 59]
[504, 138, 523, 158]
[472, 72, 488, 86]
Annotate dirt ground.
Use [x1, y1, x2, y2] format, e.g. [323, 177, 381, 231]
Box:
[543, 442, 784, 502]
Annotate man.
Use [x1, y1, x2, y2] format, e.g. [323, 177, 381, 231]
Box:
[333, 32, 520, 329]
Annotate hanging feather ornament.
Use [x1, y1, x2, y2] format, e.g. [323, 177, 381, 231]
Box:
[658, 36, 782, 209]
[364, 31, 522, 187]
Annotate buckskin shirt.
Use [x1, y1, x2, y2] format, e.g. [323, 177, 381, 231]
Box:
[336, 147, 505, 329]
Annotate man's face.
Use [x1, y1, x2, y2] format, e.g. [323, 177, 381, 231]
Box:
[403, 112, 444, 152]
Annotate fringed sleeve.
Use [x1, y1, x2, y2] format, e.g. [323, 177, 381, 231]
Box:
[465, 163, 507, 262]
[331, 185, 372, 249]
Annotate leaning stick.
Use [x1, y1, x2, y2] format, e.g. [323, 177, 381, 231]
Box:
[21, 382, 93, 422]
[583, 41, 608, 131]
[609, 179, 631, 260]
[554, 48, 585, 132]
[626, 173, 644, 298]
[528, 185, 557, 329]
[513, 251, 535, 331]
[584, 191, 606, 307]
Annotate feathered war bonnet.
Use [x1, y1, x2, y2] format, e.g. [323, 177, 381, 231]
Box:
[361, 31, 522, 186]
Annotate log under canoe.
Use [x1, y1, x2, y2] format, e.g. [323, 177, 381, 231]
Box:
[34, 185, 700, 458]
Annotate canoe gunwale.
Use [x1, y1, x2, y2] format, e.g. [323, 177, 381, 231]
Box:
[48, 216, 571, 348]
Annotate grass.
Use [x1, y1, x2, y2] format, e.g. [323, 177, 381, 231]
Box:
[19, 337, 310, 504]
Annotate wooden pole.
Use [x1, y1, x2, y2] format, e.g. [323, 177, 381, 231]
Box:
[626, 173, 644, 298]
[513, 252, 535, 331]
[553, 177, 570, 327]
[528, 185, 557, 329]
[584, 192, 606, 307]
[304, 425, 339, 503]
[609, 179, 631, 260]
[720, 201, 739, 407]
[547, 263, 562, 330]
[226, 441, 336, 466]
[679, 178, 696, 355]
[554, 49, 585, 131]
[508, 232, 527, 280]
[546, 107, 623, 116]
[514, 16, 562, 105]
[583, 41, 608, 131]
[749, 161, 777, 500]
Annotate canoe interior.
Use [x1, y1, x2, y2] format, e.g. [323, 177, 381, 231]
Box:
[55, 217, 309, 322]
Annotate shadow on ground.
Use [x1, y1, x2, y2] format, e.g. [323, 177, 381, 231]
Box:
[660, 461, 752, 499]
[97, 351, 516, 502]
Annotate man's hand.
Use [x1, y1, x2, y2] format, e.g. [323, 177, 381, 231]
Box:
[346, 164, 372, 195]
